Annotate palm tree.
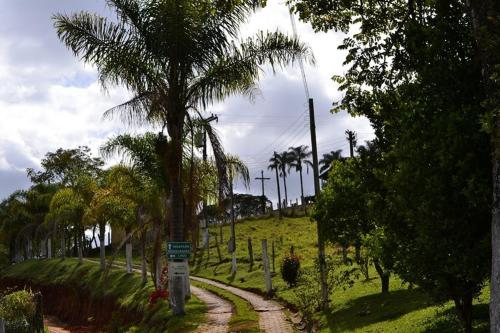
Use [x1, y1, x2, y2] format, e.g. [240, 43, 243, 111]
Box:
[319, 149, 344, 174]
[268, 152, 283, 218]
[288, 145, 313, 207]
[46, 187, 87, 263]
[101, 133, 166, 285]
[277, 151, 292, 208]
[54, 0, 311, 314]
[226, 155, 250, 274]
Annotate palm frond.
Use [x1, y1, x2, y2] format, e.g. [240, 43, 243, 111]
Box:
[188, 30, 313, 108]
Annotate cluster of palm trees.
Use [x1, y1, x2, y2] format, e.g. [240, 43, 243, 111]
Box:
[50, 0, 311, 315]
[268, 145, 344, 212]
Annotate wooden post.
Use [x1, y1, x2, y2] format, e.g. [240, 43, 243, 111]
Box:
[272, 240, 276, 273]
[213, 232, 222, 263]
[262, 239, 272, 295]
[248, 237, 254, 270]
[0, 318, 5, 333]
[33, 292, 44, 332]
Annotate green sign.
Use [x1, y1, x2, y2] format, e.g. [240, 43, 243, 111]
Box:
[167, 242, 191, 260]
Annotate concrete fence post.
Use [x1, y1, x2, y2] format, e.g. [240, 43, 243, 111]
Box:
[0, 318, 5, 333]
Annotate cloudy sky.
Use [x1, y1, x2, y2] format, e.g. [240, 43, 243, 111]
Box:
[0, 0, 373, 204]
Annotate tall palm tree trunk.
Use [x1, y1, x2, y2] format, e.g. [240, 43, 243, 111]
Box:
[47, 237, 52, 259]
[125, 233, 133, 274]
[275, 168, 282, 219]
[299, 167, 306, 213]
[60, 229, 65, 259]
[153, 218, 162, 289]
[99, 222, 106, 270]
[77, 228, 83, 264]
[166, 119, 186, 316]
[282, 172, 288, 208]
[140, 231, 147, 284]
[230, 180, 237, 274]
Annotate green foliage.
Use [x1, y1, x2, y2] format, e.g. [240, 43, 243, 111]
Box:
[0, 289, 36, 332]
[1, 259, 206, 332]
[27, 146, 103, 186]
[293, 256, 357, 332]
[222, 194, 269, 220]
[281, 253, 300, 287]
[291, 0, 493, 330]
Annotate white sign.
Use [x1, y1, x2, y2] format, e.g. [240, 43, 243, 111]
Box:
[169, 261, 189, 277]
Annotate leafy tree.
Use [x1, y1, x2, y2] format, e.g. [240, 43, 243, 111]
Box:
[291, 1, 493, 330]
[222, 193, 270, 219]
[54, 0, 310, 314]
[27, 146, 103, 186]
[288, 145, 312, 207]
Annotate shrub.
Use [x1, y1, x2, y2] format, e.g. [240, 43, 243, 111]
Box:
[293, 256, 358, 332]
[0, 289, 36, 332]
[281, 254, 300, 287]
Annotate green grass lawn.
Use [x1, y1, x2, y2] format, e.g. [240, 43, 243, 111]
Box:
[190, 216, 490, 332]
[1, 259, 206, 333]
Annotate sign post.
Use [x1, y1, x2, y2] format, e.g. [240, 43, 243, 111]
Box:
[167, 242, 192, 261]
[167, 242, 192, 301]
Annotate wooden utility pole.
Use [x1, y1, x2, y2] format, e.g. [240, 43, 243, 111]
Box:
[201, 114, 218, 249]
[255, 170, 271, 215]
[309, 98, 329, 309]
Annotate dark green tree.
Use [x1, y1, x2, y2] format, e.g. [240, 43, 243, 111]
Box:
[291, 0, 493, 330]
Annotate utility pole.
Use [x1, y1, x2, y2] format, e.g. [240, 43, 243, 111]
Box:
[309, 98, 329, 309]
[200, 114, 218, 248]
[346, 130, 357, 158]
[255, 170, 271, 215]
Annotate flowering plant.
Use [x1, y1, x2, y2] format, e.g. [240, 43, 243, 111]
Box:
[281, 254, 301, 287]
[148, 289, 168, 306]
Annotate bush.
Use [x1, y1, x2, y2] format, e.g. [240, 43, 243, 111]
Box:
[293, 256, 358, 332]
[281, 254, 300, 287]
[0, 289, 36, 333]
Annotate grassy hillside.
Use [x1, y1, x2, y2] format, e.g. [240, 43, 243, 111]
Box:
[0, 259, 206, 333]
[191, 216, 489, 332]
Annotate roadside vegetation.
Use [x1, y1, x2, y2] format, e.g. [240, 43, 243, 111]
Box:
[0, 259, 206, 332]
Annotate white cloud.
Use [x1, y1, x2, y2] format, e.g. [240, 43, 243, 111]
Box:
[0, 0, 374, 203]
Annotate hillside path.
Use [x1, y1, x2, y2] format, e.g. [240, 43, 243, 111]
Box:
[127, 267, 233, 333]
[191, 276, 293, 333]
[83, 259, 233, 333]
[190, 285, 232, 333]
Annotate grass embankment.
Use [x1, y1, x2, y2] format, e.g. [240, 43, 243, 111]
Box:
[0, 259, 206, 333]
[190, 216, 489, 332]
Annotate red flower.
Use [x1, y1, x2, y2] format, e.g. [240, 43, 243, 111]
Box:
[148, 289, 169, 306]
